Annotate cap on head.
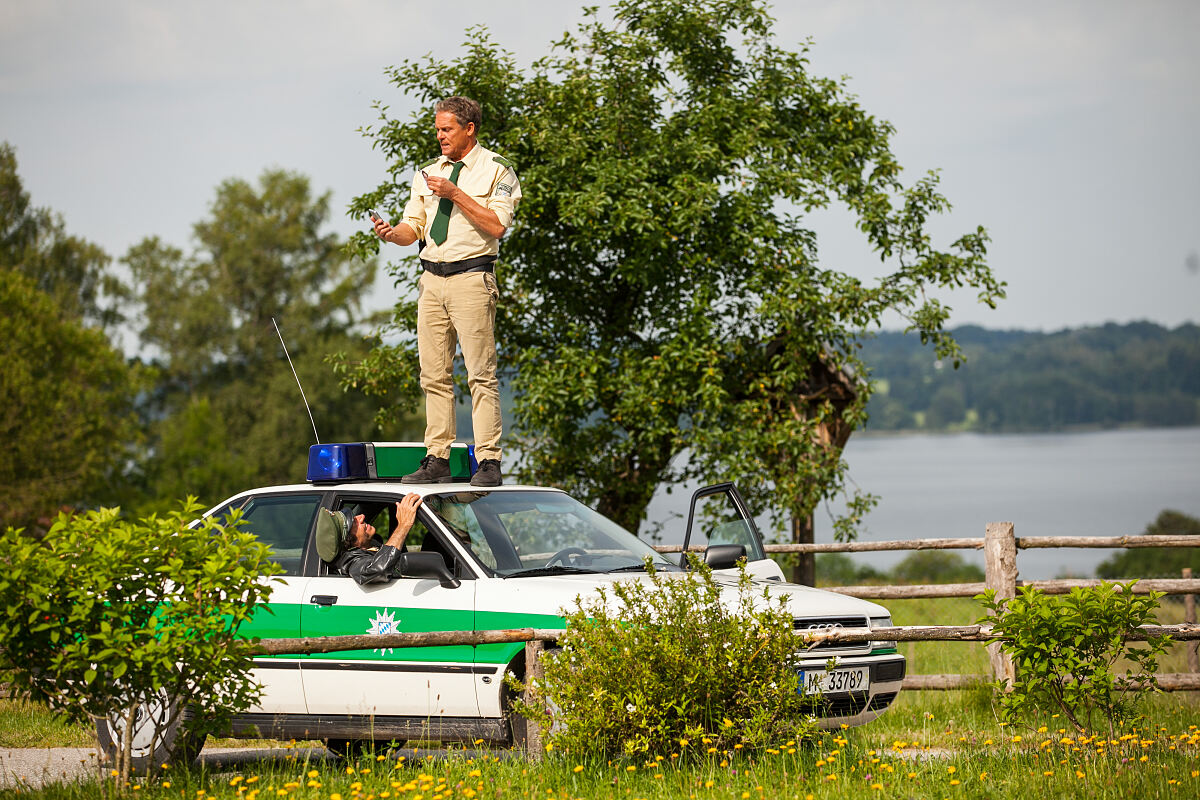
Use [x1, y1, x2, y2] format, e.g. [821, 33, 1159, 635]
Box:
[316, 508, 351, 562]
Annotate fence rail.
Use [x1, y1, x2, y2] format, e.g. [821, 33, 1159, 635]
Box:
[657, 521, 1200, 685]
[252, 522, 1199, 696]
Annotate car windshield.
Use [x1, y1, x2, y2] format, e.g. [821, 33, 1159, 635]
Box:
[423, 490, 677, 577]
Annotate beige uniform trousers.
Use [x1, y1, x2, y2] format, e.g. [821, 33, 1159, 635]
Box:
[417, 269, 502, 462]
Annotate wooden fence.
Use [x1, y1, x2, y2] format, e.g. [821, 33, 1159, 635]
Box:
[670, 522, 1200, 689]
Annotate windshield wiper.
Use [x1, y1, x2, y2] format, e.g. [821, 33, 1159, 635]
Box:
[606, 563, 683, 573]
[503, 565, 601, 578]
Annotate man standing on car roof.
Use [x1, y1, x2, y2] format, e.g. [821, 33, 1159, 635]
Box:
[372, 95, 521, 488]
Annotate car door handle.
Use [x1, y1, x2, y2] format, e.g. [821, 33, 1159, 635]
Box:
[310, 595, 338, 606]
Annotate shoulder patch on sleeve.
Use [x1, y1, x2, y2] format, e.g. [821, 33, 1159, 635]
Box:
[419, 156, 440, 170]
[492, 155, 517, 172]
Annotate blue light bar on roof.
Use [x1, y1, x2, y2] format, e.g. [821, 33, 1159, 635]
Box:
[307, 443, 375, 482]
[306, 442, 476, 482]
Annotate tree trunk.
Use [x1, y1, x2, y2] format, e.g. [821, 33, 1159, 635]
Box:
[791, 512, 815, 586]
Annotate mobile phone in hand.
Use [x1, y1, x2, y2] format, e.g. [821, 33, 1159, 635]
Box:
[421, 170, 431, 182]
[368, 209, 382, 223]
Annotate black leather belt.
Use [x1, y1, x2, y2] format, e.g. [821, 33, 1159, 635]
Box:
[420, 255, 497, 277]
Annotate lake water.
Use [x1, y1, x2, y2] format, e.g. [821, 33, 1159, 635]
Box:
[642, 427, 1200, 580]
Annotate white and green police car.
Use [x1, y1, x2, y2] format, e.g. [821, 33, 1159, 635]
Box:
[99, 442, 904, 765]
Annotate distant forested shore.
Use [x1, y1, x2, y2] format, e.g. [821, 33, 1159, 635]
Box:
[861, 321, 1200, 433]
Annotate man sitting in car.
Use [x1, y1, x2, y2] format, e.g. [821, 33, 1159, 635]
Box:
[316, 494, 423, 585]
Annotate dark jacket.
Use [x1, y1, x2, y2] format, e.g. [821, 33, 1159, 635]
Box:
[330, 536, 403, 585]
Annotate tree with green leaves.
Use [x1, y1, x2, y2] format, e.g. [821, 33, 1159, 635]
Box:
[1, 142, 126, 330]
[124, 169, 408, 510]
[343, 0, 1003, 573]
[0, 268, 138, 532]
[0, 502, 280, 784]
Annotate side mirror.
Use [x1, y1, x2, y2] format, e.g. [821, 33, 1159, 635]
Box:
[399, 552, 461, 589]
[703, 544, 746, 570]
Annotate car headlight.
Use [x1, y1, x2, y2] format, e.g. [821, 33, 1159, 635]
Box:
[869, 615, 896, 650]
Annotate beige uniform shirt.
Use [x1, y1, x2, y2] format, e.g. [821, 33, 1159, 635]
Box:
[401, 143, 522, 263]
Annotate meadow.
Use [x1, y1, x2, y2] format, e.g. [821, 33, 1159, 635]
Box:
[2, 597, 1197, 799]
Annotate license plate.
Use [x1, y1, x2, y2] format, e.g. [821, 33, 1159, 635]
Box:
[799, 666, 870, 695]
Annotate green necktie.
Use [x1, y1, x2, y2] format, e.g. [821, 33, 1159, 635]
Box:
[429, 161, 464, 245]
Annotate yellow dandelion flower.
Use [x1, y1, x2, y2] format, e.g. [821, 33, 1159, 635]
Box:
[723, 718, 734, 728]
[825, 774, 838, 781]
[573, 766, 584, 773]
[1076, 771, 1085, 779]
[947, 766, 956, 774]
[704, 780, 714, 788]
[1043, 771, 1054, 777]
[627, 765, 637, 772]
[162, 783, 171, 789]
[907, 773, 917, 779]
[1139, 756, 1149, 762]
[680, 738, 690, 747]
[871, 784, 883, 790]
[468, 770, 481, 778]
[950, 779, 960, 786]
[1012, 735, 1023, 743]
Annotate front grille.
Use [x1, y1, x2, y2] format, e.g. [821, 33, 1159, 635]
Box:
[868, 691, 898, 711]
[808, 691, 869, 717]
[793, 616, 869, 651]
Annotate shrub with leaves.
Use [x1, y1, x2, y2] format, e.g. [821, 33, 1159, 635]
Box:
[978, 581, 1171, 736]
[514, 560, 817, 758]
[0, 500, 280, 785]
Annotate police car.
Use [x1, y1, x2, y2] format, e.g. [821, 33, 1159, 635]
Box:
[98, 442, 905, 766]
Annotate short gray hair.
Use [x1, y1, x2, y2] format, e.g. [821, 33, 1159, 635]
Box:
[435, 96, 482, 132]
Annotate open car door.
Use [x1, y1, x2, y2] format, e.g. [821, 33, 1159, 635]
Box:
[680, 483, 785, 581]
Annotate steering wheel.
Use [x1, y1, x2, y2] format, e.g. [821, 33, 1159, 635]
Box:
[545, 546, 590, 567]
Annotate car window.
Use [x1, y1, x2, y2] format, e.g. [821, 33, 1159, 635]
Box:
[332, 498, 471, 580]
[235, 494, 322, 575]
[424, 490, 676, 576]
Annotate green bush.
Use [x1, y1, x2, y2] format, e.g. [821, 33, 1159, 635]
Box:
[0, 501, 280, 785]
[514, 560, 818, 758]
[978, 582, 1171, 736]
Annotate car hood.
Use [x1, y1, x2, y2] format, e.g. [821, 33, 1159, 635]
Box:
[475, 569, 889, 623]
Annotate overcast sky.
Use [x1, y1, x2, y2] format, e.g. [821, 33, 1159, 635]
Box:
[3, 0, 1198, 333]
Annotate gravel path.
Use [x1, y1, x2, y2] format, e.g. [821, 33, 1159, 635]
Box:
[0, 746, 333, 790]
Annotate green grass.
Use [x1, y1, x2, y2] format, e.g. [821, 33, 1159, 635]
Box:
[6, 724, 1199, 800]
[0, 699, 93, 749]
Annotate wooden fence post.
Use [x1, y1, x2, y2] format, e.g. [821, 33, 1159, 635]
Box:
[1184, 568, 1199, 674]
[523, 640, 545, 759]
[984, 522, 1017, 687]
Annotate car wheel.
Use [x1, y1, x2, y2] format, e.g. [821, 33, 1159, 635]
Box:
[95, 694, 205, 774]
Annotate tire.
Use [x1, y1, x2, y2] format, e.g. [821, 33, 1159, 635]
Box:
[95, 695, 205, 775]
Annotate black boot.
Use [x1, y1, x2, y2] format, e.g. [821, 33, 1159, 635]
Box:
[470, 459, 502, 487]
[401, 455, 452, 484]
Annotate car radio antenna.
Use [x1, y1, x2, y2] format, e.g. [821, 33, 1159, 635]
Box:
[272, 317, 321, 444]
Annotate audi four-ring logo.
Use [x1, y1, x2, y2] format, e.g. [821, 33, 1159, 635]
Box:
[805, 622, 844, 632]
